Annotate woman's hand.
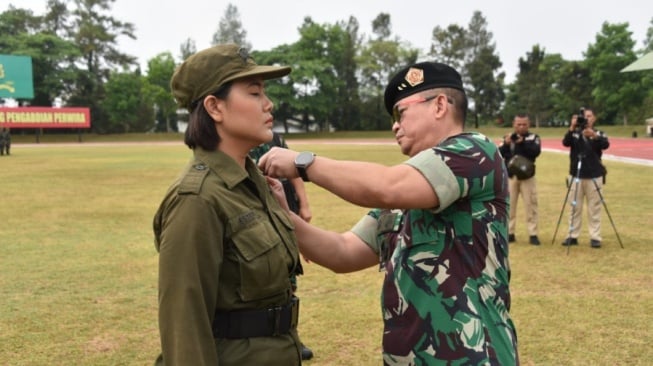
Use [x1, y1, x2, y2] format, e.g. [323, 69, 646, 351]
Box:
[265, 176, 290, 212]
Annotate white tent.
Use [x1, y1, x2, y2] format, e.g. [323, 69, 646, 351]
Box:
[621, 51, 653, 72]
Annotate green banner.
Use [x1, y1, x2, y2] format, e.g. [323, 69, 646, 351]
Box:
[0, 55, 34, 99]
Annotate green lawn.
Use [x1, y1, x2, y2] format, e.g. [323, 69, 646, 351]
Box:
[1, 138, 651, 365]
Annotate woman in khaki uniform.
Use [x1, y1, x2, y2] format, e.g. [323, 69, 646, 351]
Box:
[153, 44, 303, 365]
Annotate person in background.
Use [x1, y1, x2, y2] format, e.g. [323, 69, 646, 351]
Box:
[249, 131, 314, 361]
[561, 107, 609, 248]
[260, 61, 519, 365]
[0, 127, 7, 156]
[153, 44, 303, 366]
[499, 114, 541, 245]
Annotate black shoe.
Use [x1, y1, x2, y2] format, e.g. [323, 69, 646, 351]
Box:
[301, 344, 314, 360]
[508, 234, 516, 243]
[561, 238, 578, 246]
[529, 235, 541, 245]
[590, 239, 601, 248]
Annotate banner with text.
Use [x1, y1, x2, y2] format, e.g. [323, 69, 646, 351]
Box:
[0, 107, 91, 128]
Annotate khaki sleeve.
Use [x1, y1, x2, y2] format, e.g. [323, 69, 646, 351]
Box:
[350, 213, 381, 254]
[158, 195, 224, 365]
[404, 149, 460, 213]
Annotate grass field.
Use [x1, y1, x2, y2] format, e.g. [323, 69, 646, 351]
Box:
[8, 124, 653, 144]
[1, 134, 652, 365]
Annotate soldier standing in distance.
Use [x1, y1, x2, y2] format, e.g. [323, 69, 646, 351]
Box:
[260, 61, 519, 365]
[499, 114, 541, 245]
[0, 128, 6, 156]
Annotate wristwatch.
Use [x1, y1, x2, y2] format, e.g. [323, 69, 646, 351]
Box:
[295, 151, 316, 182]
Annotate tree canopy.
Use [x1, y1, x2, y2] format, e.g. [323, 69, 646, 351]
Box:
[2, 3, 652, 133]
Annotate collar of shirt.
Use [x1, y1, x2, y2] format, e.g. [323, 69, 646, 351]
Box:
[194, 148, 262, 190]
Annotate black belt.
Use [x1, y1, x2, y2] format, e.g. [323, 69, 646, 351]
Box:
[213, 297, 299, 339]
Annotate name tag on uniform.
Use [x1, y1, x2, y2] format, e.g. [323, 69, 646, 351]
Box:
[238, 211, 257, 227]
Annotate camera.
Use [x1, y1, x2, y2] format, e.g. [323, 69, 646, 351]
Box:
[575, 108, 588, 130]
[510, 133, 519, 141]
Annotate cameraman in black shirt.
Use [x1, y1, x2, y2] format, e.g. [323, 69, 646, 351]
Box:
[499, 114, 541, 245]
[561, 107, 610, 248]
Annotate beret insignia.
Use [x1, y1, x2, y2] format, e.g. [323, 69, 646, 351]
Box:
[404, 67, 424, 87]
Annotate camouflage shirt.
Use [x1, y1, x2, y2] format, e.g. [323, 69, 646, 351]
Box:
[351, 132, 518, 365]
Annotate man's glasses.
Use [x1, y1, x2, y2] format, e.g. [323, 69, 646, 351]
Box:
[391, 95, 437, 124]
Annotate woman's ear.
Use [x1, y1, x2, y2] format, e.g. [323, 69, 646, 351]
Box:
[203, 95, 224, 122]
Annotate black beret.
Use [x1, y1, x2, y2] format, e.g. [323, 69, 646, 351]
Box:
[384, 62, 464, 115]
[171, 44, 291, 110]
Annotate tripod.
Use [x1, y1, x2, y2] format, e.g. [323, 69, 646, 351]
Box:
[552, 151, 624, 251]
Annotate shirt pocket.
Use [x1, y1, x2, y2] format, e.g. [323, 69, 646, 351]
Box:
[230, 218, 289, 302]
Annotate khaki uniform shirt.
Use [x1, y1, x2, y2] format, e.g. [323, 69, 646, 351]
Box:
[153, 148, 302, 365]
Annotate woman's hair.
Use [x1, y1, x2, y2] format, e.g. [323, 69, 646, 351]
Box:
[184, 82, 233, 151]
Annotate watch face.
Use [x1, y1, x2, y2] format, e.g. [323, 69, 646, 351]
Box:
[296, 152, 314, 166]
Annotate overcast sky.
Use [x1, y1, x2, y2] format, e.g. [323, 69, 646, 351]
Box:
[7, 0, 653, 82]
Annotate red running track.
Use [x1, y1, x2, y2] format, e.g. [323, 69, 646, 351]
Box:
[540, 137, 653, 166]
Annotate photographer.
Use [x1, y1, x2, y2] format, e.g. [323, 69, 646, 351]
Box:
[499, 114, 541, 245]
[561, 107, 610, 248]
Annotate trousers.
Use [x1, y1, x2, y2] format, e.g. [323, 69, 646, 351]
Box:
[568, 177, 603, 241]
[509, 175, 538, 236]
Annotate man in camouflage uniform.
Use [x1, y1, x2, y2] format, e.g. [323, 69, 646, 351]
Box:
[260, 62, 519, 365]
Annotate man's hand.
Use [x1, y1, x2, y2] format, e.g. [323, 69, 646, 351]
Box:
[582, 128, 597, 139]
[569, 115, 578, 131]
[259, 147, 300, 179]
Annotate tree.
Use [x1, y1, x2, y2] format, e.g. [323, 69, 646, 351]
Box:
[251, 45, 296, 133]
[551, 59, 593, 123]
[585, 22, 644, 125]
[644, 17, 653, 53]
[429, 24, 467, 72]
[510, 45, 553, 127]
[104, 70, 154, 132]
[371, 13, 391, 40]
[333, 16, 362, 130]
[464, 11, 505, 127]
[179, 38, 196, 61]
[211, 4, 251, 50]
[0, 6, 79, 107]
[65, 0, 137, 133]
[256, 17, 364, 133]
[146, 52, 178, 132]
[358, 13, 418, 130]
[287, 17, 340, 132]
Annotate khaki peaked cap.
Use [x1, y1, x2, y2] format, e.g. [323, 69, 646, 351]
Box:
[171, 44, 291, 110]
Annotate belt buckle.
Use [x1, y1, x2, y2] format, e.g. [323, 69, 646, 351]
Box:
[268, 305, 283, 336]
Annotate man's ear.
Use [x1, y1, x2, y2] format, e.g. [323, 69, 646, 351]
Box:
[203, 95, 224, 122]
[435, 94, 449, 117]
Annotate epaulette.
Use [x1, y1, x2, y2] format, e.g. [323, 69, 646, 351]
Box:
[178, 162, 210, 194]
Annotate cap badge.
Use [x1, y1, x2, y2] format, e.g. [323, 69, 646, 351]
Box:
[238, 47, 250, 63]
[404, 67, 424, 87]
